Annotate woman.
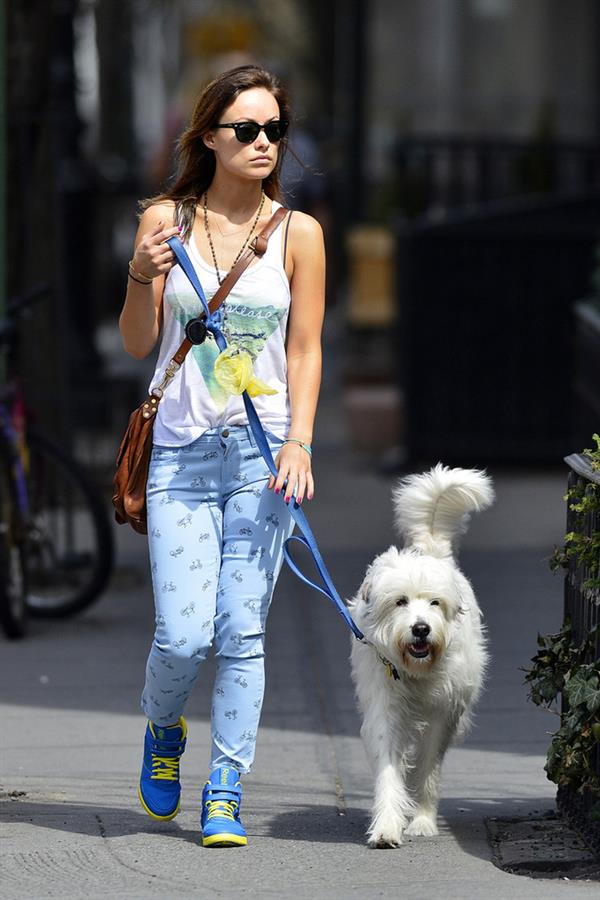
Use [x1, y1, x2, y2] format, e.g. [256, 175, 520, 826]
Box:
[119, 65, 324, 848]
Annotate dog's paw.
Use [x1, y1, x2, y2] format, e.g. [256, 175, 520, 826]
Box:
[405, 814, 438, 837]
[367, 817, 405, 848]
[367, 831, 403, 849]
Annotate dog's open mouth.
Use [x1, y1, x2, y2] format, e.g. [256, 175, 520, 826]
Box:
[408, 641, 430, 659]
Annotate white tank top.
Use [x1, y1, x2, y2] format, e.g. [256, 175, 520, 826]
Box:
[149, 201, 292, 447]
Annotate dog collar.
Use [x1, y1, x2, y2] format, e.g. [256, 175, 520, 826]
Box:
[358, 636, 400, 680]
[377, 649, 400, 681]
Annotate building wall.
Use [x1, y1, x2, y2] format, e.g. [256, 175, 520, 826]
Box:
[369, 0, 599, 179]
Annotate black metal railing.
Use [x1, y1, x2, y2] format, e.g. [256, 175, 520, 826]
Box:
[558, 454, 600, 853]
[397, 190, 600, 464]
[393, 136, 600, 220]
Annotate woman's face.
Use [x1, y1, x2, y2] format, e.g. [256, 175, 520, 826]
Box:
[203, 87, 282, 182]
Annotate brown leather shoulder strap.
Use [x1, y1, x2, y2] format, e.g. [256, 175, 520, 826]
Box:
[208, 205, 288, 314]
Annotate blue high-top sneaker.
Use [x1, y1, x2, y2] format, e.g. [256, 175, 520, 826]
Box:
[138, 717, 187, 821]
[201, 766, 247, 847]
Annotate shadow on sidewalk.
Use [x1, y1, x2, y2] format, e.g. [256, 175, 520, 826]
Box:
[0, 798, 201, 845]
[0, 792, 556, 861]
[264, 796, 555, 853]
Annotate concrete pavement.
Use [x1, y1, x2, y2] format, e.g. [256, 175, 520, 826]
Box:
[1, 394, 598, 898]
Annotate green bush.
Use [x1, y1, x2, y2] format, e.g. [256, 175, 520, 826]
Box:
[525, 435, 600, 821]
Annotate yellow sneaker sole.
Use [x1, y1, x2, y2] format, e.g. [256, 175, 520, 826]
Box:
[138, 784, 181, 821]
[202, 832, 248, 847]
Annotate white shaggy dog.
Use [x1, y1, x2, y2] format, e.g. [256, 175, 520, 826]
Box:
[349, 464, 494, 848]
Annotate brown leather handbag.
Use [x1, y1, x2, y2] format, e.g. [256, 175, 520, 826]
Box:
[112, 207, 288, 534]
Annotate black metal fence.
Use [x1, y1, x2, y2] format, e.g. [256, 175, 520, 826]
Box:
[397, 190, 600, 464]
[394, 136, 600, 219]
[558, 454, 600, 853]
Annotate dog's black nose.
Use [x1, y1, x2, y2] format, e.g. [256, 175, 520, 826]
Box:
[411, 622, 431, 639]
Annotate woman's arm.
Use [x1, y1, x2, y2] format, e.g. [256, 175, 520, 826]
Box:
[269, 212, 325, 503]
[119, 202, 179, 359]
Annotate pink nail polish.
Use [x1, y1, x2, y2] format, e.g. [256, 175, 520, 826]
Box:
[297, 497, 303, 505]
[178, 226, 183, 232]
[275, 488, 280, 494]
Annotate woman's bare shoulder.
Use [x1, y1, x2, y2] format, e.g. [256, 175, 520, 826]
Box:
[287, 212, 324, 269]
[287, 210, 323, 243]
[286, 211, 325, 282]
[138, 199, 177, 227]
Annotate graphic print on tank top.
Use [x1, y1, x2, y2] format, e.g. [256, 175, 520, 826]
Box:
[164, 288, 288, 413]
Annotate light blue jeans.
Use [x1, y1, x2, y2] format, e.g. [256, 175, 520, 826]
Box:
[142, 425, 294, 774]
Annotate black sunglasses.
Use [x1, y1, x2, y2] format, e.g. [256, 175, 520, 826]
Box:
[213, 119, 289, 144]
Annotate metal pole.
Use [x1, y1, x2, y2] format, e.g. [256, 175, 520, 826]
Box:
[333, 0, 367, 226]
[332, 0, 367, 299]
[0, 0, 6, 386]
[349, 0, 367, 223]
[595, 0, 600, 141]
[49, 0, 80, 451]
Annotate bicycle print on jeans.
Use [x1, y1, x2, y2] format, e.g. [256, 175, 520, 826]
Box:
[141, 425, 293, 774]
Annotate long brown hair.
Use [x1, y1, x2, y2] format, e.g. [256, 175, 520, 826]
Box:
[141, 65, 291, 237]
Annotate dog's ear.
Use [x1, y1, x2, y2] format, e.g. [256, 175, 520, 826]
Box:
[450, 576, 469, 620]
[359, 566, 374, 605]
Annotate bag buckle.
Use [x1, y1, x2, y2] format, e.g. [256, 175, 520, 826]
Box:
[151, 359, 181, 399]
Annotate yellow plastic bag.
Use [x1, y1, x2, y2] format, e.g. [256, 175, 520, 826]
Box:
[213, 346, 277, 398]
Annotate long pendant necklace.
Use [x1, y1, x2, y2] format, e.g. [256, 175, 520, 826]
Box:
[203, 190, 266, 286]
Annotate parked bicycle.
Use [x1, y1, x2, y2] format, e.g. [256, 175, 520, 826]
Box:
[0, 286, 114, 638]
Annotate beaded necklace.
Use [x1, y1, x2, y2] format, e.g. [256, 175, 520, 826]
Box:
[202, 191, 266, 286]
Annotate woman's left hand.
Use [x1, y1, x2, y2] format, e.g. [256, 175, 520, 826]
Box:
[268, 442, 314, 504]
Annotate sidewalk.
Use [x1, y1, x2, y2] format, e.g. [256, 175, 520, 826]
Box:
[1, 390, 597, 898]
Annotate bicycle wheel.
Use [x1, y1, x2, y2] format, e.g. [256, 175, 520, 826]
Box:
[25, 428, 114, 618]
[0, 447, 28, 638]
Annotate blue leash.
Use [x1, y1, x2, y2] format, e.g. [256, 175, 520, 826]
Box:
[166, 236, 365, 642]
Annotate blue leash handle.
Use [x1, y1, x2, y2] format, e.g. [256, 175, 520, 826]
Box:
[166, 236, 365, 641]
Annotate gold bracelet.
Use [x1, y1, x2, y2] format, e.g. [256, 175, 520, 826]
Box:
[128, 259, 154, 283]
[128, 270, 152, 285]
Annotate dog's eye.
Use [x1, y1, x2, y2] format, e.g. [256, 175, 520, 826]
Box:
[430, 599, 441, 606]
[396, 596, 408, 607]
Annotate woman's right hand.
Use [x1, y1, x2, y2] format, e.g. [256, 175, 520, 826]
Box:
[132, 219, 181, 281]
[120, 209, 180, 358]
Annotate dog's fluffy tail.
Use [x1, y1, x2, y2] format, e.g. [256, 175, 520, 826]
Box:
[393, 463, 494, 557]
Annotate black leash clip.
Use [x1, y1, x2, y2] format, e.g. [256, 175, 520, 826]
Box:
[185, 315, 208, 345]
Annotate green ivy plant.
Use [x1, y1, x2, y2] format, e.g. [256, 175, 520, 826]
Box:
[525, 621, 600, 818]
[526, 435, 600, 820]
[550, 433, 600, 598]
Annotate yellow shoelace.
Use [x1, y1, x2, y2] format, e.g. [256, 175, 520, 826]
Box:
[205, 799, 238, 821]
[151, 755, 180, 781]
